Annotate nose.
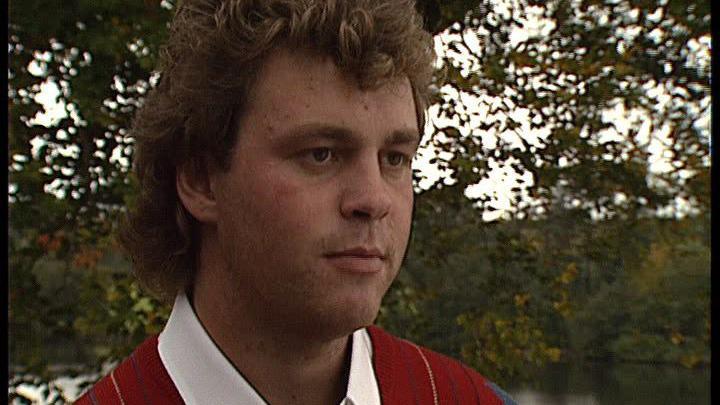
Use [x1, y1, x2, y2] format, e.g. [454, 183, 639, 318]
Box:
[339, 158, 392, 221]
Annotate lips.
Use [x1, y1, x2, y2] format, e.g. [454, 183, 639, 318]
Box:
[324, 247, 386, 273]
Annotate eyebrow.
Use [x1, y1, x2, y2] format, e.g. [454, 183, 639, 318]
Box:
[388, 129, 422, 148]
[276, 123, 421, 148]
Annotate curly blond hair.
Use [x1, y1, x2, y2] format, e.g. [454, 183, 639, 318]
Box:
[119, 0, 435, 303]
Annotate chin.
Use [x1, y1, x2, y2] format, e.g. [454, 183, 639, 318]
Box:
[311, 297, 382, 339]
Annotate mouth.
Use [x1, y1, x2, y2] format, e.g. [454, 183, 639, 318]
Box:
[324, 247, 386, 274]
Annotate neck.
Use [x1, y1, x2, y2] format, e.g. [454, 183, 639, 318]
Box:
[191, 263, 352, 405]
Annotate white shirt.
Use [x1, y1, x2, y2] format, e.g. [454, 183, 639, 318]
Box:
[158, 293, 382, 405]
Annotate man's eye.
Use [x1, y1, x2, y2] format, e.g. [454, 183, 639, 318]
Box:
[386, 152, 409, 167]
[310, 147, 333, 163]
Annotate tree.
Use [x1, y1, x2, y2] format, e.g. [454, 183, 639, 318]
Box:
[396, 0, 710, 379]
[9, 0, 173, 372]
[423, 0, 709, 220]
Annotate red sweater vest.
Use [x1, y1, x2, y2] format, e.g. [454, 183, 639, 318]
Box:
[75, 326, 513, 404]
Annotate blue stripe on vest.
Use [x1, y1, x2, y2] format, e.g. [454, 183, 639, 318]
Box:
[486, 381, 519, 405]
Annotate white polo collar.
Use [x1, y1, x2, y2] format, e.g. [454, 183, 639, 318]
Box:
[158, 293, 381, 405]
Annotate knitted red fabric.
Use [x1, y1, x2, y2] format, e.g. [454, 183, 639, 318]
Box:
[74, 335, 182, 405]
[75, 327, 512, 404]
[366, 325, 506, 405]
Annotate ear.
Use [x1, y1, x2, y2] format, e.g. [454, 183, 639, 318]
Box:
[176, 159, 219, 224]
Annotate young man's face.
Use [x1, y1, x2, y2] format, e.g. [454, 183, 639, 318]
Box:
[209, 48, 418, 337]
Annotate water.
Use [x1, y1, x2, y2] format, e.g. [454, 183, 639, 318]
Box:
[9, 361, 710, 404]
[506, 361, 711, 405]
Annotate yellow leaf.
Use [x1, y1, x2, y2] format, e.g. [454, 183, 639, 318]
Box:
[670, 331, 685, 345]
[545, 347, 562, 362]
[514, 293, 530, 308]
[558, 263, 578, 284]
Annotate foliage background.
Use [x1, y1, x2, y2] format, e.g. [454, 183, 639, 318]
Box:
[8, 0, 710, 398]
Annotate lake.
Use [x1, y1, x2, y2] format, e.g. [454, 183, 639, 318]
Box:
[505, 361, 711, 404]
[9, 360, 710, 404]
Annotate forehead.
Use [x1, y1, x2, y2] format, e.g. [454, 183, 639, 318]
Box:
[241, 47, 418, 139]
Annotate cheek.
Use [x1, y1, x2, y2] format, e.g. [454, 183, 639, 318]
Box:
[218, 180, 315, 266]
[262, 174, 328, 230]
[388, 188, 414, 254]
[396, 186, 415, 224]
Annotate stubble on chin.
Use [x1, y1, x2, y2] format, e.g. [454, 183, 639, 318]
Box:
[214, 213, 410, 337]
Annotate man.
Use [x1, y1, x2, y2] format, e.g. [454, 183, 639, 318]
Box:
[77, 0, 517, 404]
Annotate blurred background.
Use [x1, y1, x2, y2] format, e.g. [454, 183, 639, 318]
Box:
[8, 0, 710, 403]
